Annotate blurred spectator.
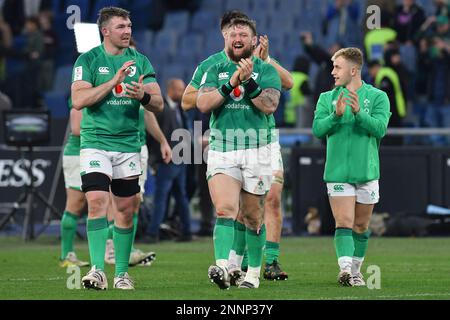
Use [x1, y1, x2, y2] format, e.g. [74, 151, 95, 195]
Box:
[302, 31, 342, 106]
[0, 13, 12, 81]
[146, 78, 193, 243]
[364, 13, 397, 61]
[1, 0, 51, 36]
[422, 15, 450, 145]
[285, 55, 312, 128]
[434, 0, 450, 18]
[193, 109, 214, 236]
[38, 11, 57, 91]
[368, 49, 408, 145]
[394, 0, 426, 45]
[323, 0, 361, 46]
[20, 16, 44, 108]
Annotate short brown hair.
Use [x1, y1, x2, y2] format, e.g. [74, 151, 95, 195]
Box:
[97, 7, 130, 28]
[229, 18, 257, 36]
[332, 47, 364, 69]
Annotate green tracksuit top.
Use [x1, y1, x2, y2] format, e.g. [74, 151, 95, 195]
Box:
[312, 82, 391, 183]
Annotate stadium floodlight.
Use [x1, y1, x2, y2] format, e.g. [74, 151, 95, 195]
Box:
[74, 23, 101, 53]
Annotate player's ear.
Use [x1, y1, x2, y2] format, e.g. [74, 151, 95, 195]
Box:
[101, 26, 109, 37]
[251, 35, 257, 47]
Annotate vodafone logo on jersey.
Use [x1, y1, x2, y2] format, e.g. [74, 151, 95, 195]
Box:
[113, 82, 127, 97]
[230, 85, 245, 101]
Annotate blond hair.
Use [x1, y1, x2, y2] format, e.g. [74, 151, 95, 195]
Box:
[332, 47, 364, 69]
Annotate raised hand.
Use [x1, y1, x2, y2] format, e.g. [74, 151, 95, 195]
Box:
[335, 92, 348, 116]
[125, 74, 145, 101]
[258, 35, 269, 61]
[112, 60, 135, 86]
[348, 91, 360, 114]
[237, 58, 253, 82]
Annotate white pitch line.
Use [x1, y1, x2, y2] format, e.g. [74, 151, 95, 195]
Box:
[321, 292, 450, 300]
[5, 277, 63, 281]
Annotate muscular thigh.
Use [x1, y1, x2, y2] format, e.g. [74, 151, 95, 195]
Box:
[208, 173, 241, 219]
[329, 196, 356, 228]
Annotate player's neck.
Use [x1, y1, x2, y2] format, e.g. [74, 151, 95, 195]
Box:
[103, 41, 126, 56]
[346, 78, 363, 92]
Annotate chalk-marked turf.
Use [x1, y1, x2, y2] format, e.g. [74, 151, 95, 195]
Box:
[322, 292, 450, 300]
[5, 277, 64, 281]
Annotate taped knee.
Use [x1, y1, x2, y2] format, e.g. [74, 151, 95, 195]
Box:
[111, 178, 139, 197]
[81, 172, 110, 193]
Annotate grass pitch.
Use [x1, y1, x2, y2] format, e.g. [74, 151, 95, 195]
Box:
[0, 236, 449, 300]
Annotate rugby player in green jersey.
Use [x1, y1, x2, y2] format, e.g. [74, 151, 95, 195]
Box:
[182, 11, 292, 285]
[312, 48, 391, 286]
[71, 7, 163, 290]
[197, 18, 281, 289]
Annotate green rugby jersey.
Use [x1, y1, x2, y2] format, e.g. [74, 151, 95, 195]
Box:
[189, 50, 228, 90]
[312, 82, 391, 183]
[72, 44, 156, 153]
[200, 56, 281, 151]
[63, 98, 80, 156]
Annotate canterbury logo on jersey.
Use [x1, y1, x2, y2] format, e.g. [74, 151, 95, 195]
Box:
[89, 160, 100, 168]
[218, 72, 229, 80]
[98, 67, 110, 74]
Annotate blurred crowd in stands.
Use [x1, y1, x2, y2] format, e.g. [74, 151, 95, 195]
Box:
[0, 0, 449, 146]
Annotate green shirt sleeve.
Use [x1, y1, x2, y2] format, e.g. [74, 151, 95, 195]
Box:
[354, 91, 391, 138]
[72, 53, 93, 84]
[141, 55, 157, 85]
[259, 63, 281, 91]
[200, 64, 219, 89]
[312, 92, 343, 139]
[189, 64, 205, 90]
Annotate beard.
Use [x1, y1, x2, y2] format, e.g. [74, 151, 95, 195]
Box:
[227, 45, 253, 62]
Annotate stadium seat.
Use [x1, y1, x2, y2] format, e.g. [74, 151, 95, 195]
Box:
[90, 0, 120, 22]
[153, 30, 178, 58]
[190, 10, 219, 34]
[133, 30, 154, 49]
[277, 0, 302, 15]
[43, 91, 69, 118]
[200, 0, 224, 15]
[163, 11, 190, 35]
[251, 0, 277, 12]
[224, 0, 252, 13]
[51, 65, 74, 95]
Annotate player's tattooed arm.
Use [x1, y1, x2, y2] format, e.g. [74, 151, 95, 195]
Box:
[197, 86, 225, 113]
[251, 88, 280, 115]
[181, 84, 198, 111]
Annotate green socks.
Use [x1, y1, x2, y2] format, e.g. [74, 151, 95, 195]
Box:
[213, 218, 234, 266]
[246, 224, 266, 268]
[334, 228, 355, 258]
[231, 220, 246, 255]
[60, 211, 79, 260]
[113, 226, 134, 276]
[334, 227, 355, 270]
[265, 241, 280, 265]
[131, 213, 138, 251]
[87, 217, 109, 270]
[353, 230, 370, 258]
